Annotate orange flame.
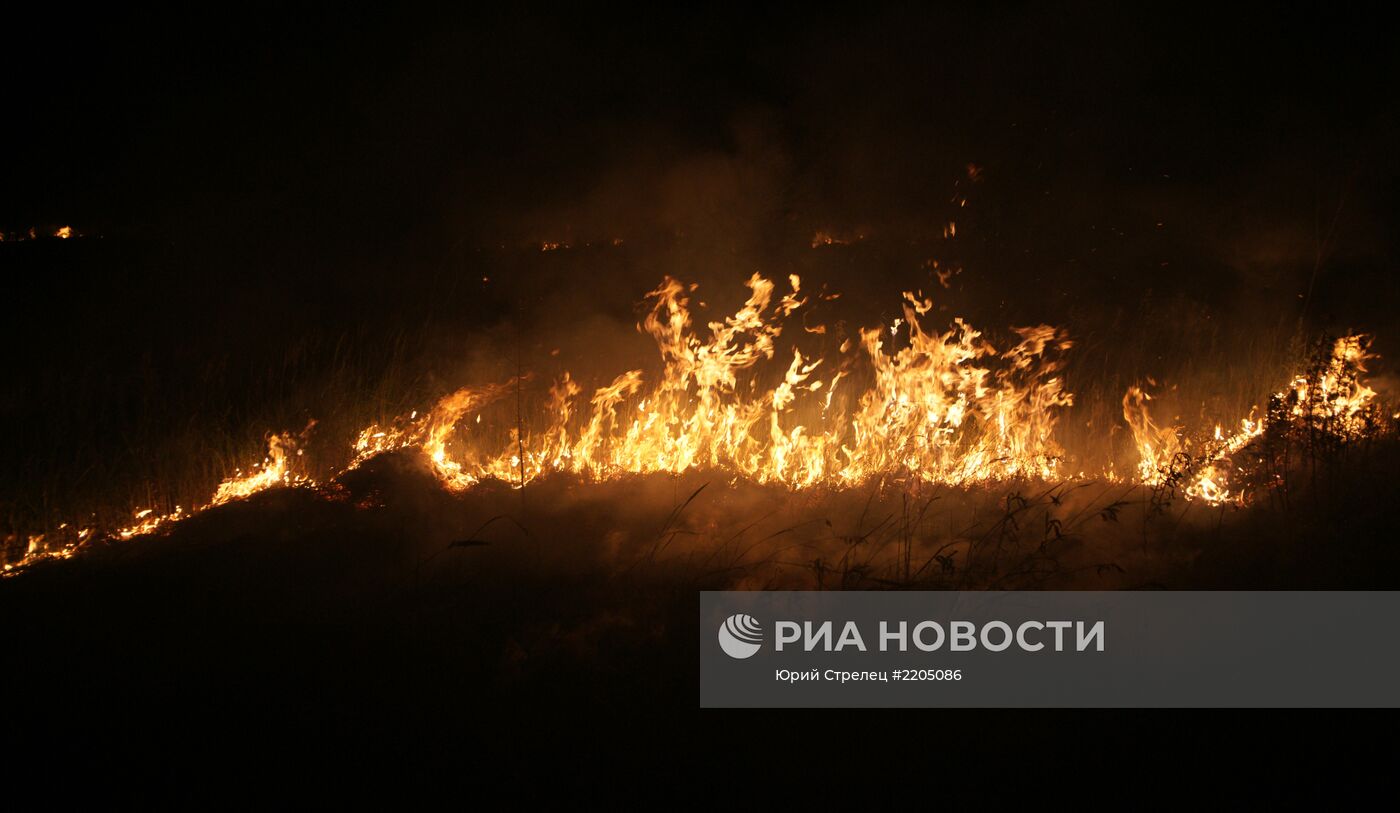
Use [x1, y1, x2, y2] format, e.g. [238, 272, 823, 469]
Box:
[4, 277, 1387, 576]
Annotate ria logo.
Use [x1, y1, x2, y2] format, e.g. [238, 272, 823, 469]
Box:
[718, 613, 764, 659]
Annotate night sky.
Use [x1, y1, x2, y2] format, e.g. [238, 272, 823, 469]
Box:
[4, 5, 1397, 335]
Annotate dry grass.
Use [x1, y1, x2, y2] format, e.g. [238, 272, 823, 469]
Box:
[1, 243, 1391, 581]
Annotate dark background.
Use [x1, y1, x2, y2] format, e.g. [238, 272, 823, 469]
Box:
[3, 3, 1398, 798]
[6, 3, 1395, 312]
[4, 0, 1397, 542]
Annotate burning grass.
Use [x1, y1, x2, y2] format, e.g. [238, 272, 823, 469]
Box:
[4, 273, 1393, 580]
[1123, 334, 1392, 506]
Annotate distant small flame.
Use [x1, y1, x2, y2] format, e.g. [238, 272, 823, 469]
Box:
[810, 230, 865, 248]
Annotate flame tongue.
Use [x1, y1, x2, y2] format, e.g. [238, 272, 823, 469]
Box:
[6, 276, 1388, 576]
[358, 274, 1076, 490]
[1124, 334, 1381, 505]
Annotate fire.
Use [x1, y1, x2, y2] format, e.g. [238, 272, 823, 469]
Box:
[1123, 335, 1380, 506]
[1121, 384, 1182, 487]
[114, 429, 314, 540]
[210, 431, 312, 504]
[1284, 334, 1377, 436]
[6, 430, 314, 574]
[810, 230, 864, 248]
[353, 382, 518, 488]
[348, 275, 1073, 490]
[0, 225, 80, 241]
[2, 275, 1389, 576]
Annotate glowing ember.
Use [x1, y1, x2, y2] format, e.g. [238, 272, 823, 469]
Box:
[810, 230, 865, 248]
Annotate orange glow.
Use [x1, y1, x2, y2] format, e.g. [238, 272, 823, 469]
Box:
[1124, 335, 1378, 505]
[3, 276, 1387, 575]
